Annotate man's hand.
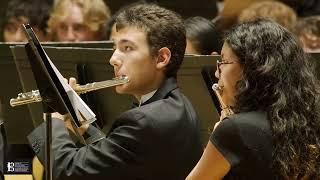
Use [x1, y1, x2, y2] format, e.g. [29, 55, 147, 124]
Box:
[50, 111, 89, 136]
[48, 77, 89, 135]
[68, 77, 90, 135]
[68, 77, 78, 90]
[51, 112, 66, 121]
[50, 112, 74, 132]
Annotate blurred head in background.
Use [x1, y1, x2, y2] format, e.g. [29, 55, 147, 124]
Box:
[48, 0, 111, 42]
[185, 16, 222, 55]
[3, 0, 52, 42]
[294, 16, 320, 52]
[238, 1, 297, 32]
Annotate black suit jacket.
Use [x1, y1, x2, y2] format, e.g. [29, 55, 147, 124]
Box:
[28, 77, 203, 180]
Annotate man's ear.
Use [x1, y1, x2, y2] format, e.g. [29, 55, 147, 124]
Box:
[156, 47, 171, 69]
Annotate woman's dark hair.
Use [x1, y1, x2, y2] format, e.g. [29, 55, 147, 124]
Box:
[226, 19, 320, 178]
[185, 16, 222, 55]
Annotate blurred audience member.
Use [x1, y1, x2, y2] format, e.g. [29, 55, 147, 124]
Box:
[3, 0, 52, 42]
[48, 0, 111, 42]
[185, 16, 222, 55]
[295, 16, 320, 52]
[280, 0, 320, 17]
[238, 1, 297, 32]
[218, 0, 273, 31]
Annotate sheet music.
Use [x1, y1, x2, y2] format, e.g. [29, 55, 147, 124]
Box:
[46, 53, 96, 125]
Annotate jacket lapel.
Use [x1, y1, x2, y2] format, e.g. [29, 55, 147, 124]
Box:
[141, 77, 178, 106]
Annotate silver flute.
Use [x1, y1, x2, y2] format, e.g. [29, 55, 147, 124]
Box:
[212, 83, 234, 117]
[10, 76, 129, 107]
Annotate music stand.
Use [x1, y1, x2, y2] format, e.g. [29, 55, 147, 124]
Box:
[21, 24, 94, 180]
[1, 40, 113, 145]
[178, 55, 221, 144]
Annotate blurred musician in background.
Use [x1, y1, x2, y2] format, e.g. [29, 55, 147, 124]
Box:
[184, 16, 222, 55]
[294, 15, 320, 53]
[47, 0, 111, 42]
[3, 0, 52, 42]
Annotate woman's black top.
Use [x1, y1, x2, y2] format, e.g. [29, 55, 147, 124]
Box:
[210, 111, 274, 180]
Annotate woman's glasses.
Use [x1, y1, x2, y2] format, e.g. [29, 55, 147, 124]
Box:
[216, 59, 238, 77]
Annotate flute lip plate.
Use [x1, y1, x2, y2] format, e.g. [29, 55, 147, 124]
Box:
[123, 76, 129, 82]
[117, 75, 129, 82]
[212, 83, 221, 91]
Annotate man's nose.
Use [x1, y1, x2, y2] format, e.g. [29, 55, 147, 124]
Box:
[215, 67, 220, 79]
[14, 29, 27, 42]
[66, 27, 76, 42]
[109, 51, 122, 67]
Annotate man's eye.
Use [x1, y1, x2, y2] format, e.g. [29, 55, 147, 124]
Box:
[124, 46, 132, 51]
[5, 24, 18, 33]
[58, 24, 68, 32]
[73, 24, 87, 32]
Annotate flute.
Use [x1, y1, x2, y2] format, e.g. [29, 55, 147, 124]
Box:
[212, 83, 234, 117]
[10, 76, 129, 107]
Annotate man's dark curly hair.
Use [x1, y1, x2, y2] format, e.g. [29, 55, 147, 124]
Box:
[115, 3, 186, 78]
[226, 19, 320, 178]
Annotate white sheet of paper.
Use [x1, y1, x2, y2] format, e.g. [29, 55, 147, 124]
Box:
[46, 53, 96, 125]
